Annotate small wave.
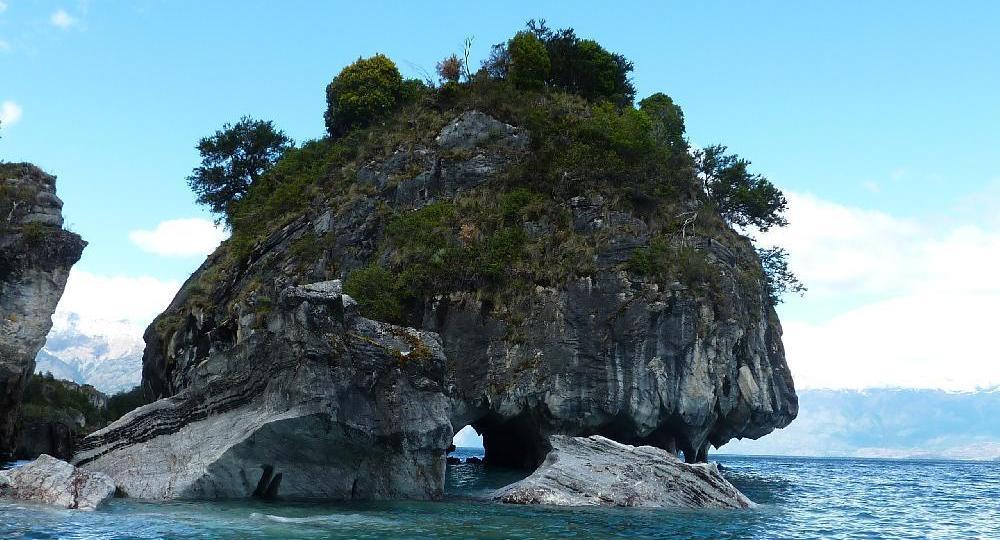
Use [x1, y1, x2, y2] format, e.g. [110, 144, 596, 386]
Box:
[249, 512, 396, 526]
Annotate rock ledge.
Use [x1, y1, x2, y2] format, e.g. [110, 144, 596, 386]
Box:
[493, 435, 753, 509]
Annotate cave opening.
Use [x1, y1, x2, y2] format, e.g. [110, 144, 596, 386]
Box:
[444, 419, 540, 496]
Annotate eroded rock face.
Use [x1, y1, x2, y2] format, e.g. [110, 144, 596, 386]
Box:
[438, 242, 795, 468]
[0, 454, 114, 510]
[493, 435, 752, 509]
[0, 164, 86, 459]
[97, 110, 796, 501]
[75, 281, 453, 500]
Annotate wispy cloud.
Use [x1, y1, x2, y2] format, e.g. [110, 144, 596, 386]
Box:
[0, 40, 10, 53]
[55, 270, 181, 327]
[0, 100, 23, 126]
[50, 9, 76, 29]
[0, 2, 8, 14]
[129, 218, 228, 257]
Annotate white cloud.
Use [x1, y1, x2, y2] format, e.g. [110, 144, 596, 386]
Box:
[0, 100, 22, 127]
[0, 2, 7, 14]
[129, 218, 228, 257]
[767, 192, 1000, 391]
[54, 270, 181, 327]
[50, 9, 76, 29]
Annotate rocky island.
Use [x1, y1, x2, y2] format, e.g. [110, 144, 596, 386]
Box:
[0, 163, 86, 460]
[7, 22, 798, 511]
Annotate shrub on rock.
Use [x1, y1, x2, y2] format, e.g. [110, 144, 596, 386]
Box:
[325, 54, 404, 136]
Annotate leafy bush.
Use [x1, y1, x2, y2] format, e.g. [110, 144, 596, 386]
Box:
[325, 54, 404, 136]
[187, 117, 293, 224]
[344, 264, 403, 324]
[580, 103, 655, 162]
[639, 93, 686, 151]
[499, 188, 545, 221]
[21, 222, 49, 246]
[508, 31, 550, 91]
[528, 20, 635, 106]
[628, 239, 718, 290]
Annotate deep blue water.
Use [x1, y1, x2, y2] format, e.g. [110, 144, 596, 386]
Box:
[1, 450, 998, 539]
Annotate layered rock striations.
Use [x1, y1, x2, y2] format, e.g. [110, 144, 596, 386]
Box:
[78, 108, 796, 500]
[75, 281, 453, 500]
[0, 164, 86, 459]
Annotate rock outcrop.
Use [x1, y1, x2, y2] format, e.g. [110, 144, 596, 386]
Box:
[78, 109, 796, 501]
[0, 454, 114, 510]
[0, 163, 86, 459]
[75, 281, 453, 500]
[493, 435, 752, 509]
[15, 374, 110, 460]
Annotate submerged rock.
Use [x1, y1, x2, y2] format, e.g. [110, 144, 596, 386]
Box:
[0, 454, 114, 510]
[0, 164, 86, 459]
[74, 281, 453, 500]
[493, 435, 752, 509]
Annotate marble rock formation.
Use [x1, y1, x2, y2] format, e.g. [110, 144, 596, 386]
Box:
[74, 281, 453, 500]
[493, 435, 753, 509]
[77, 111, 796, 501]
[0, 164, 86, 459]
[0, 454, 114, 510]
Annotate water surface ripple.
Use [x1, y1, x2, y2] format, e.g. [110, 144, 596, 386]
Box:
[1, 453, 997, 539]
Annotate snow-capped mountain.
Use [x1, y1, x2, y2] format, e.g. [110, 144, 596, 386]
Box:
[722, 387, 1000, 460]
[34, 312, 144, 395]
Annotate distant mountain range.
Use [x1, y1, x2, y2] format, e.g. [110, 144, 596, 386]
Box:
[34, 312, 143, 395]
[458, 388, 1000, 461]
[722, 388, 1000, 460]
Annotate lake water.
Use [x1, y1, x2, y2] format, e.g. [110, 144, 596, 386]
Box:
[1, 450, 997, 539]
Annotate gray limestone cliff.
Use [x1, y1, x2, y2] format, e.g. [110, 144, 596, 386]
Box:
[0, 163, 86, 459]
[76, 109, 796, 501]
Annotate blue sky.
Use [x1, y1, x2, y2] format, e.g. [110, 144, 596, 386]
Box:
[2, 1, 999, 391]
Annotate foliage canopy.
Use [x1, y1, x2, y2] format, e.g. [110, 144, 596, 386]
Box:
[187, 116, 293, 224]
[325, 54, 404, 136]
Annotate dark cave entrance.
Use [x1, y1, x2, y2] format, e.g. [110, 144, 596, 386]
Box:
[444, 417, 544, 495]
[473, 415, 550, 470]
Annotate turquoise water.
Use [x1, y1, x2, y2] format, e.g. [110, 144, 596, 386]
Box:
[2, 450, 998, 539]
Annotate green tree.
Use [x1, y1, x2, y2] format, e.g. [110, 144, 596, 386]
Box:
[324, 54, 404, 136]
[527, 20, 635, 106]
[757, 246, 806, 304]
[187, 117, 293, 224]
[508, 31, 550, 90]
[639, 93, 686, 150]
[694, 144, 787, 231]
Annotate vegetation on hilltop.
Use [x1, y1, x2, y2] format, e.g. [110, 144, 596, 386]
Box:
[182, 20, 803, 328]
[20, 373, 144, 429]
